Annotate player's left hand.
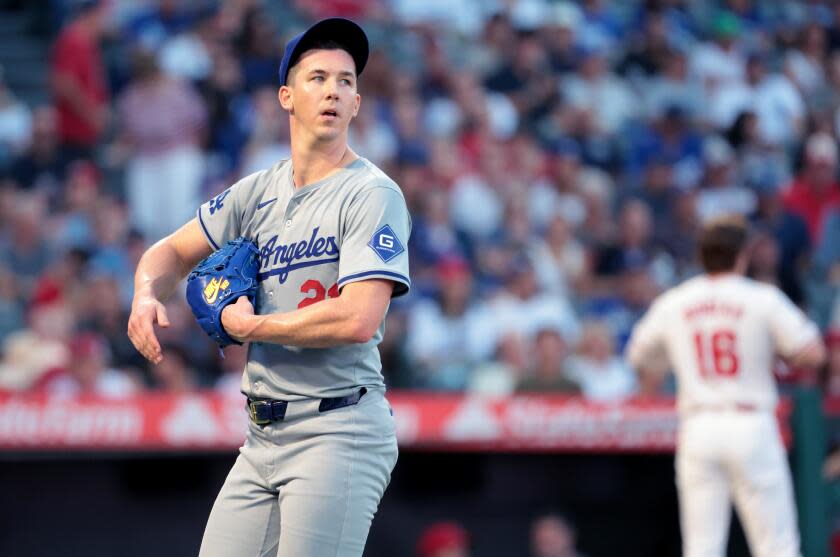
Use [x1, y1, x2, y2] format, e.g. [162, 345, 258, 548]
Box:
[221, 296, 256, 343]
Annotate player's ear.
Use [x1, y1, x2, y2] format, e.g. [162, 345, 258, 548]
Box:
[278, 86, 293, 112]
[352, 92, 360, 118]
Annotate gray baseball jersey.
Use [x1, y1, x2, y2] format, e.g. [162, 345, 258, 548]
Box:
[196, 157, 411, 400]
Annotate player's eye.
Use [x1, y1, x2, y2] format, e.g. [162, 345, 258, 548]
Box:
[312, 75, 325, 82]
[340, 78, 352, 86]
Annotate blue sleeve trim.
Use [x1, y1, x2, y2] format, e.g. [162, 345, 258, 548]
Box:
[338, 270, 411, 297]
[197, 208, 220, 250]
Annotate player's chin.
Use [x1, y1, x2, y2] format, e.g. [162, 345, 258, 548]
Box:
[314, 125, 347, 141]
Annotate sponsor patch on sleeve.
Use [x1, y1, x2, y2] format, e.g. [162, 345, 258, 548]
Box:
[368, 224, 405, 263]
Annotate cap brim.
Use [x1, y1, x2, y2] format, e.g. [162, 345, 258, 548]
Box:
[282, 18, 369, 85]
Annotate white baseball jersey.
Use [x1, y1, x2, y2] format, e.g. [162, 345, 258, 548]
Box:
[626, 274, 819, 413]
[196, 157, 411, 400]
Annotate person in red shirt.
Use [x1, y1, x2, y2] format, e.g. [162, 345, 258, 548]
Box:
[50, 0, 111, 161]
[416, 522, 471, 557]
[782, 132, 840, 243]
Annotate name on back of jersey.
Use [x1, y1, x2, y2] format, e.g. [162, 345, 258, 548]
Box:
[683, 300, 744, 321]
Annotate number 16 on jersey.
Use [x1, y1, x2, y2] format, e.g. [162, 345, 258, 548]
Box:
[693, 329, 740, 378]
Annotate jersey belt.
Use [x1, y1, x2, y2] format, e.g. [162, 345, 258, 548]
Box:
[247, 387, 368, 425]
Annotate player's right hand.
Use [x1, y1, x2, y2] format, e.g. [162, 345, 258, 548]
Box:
[128, 296, 170, 364]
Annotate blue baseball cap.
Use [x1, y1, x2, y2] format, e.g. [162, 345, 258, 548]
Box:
[278, 18, 369, 87]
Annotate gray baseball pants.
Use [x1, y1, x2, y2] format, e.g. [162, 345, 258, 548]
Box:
[198, 389, 398, 557]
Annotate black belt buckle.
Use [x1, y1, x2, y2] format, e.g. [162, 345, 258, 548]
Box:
[248, 399, 287, 425]
[318, 387, 367, 413]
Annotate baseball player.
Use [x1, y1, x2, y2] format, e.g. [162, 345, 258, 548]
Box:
[127, 18, 410, 556]
[626, 216, 826, 557]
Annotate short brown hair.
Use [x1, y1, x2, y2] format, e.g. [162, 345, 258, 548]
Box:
[698, 215, 749, 273]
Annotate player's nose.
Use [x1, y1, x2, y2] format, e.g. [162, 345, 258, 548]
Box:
[323, 77, 339, 97]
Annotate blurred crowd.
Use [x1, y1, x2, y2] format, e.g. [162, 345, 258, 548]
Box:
[0, 0, 839, 400]
[414, 514, 585, 557]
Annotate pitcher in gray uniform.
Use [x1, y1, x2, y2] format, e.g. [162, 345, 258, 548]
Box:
[127, 18, 410, 557]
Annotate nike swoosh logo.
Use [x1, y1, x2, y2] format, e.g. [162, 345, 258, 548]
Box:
[257, 198, 278, 210]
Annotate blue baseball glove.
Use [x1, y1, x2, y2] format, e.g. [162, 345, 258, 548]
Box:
[186, 237, 260, 347]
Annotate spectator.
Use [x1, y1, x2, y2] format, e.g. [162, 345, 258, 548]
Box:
[727, 109, 790, 192]
[0, 193, 54, 297]
[157, 5, 218, 82]
[785, 22, 828, 99]
[746, 228, 781, 286]
[645, 50, 704, 125]
[752, 182, 810, 304]
[348, 97, 398, 166]
[200, 47, 248, 170]
[568, 321, 638, 402]
[567, 320, 637, 402]
[710, 52, 804, 146]
[529, 213, 587, 298]
[782, 132, 840, 243]
[626, 105, 703, 190]
[416, 521, 470, 557]
[41, 332, 140, 398]
[235, 8, 282, 92]
[695, 135, 756, 222]
[0, 302, 73, 390]
[409, 187, 471, 281]
[467, 258, 579, 363]
[49, 0, 111, 161]
[155, 298, 217, 377]
[629, 156, 679, 238]
[9, 106, 65, 194]
[619, 9, 673, 80]
[579, 0, 624, 54]
[593, 199, 655, 282]
[52, 159, 101, 250]
[0, 66, 32, 167]
[561, 47, 639, 136]
[469, 332, 527, 395]
[407, 258, 477, 390]
[584, 257, 659, 350]
[539, 2, 583, 74]
[485, 31, 558, 130]
[530, 513, 587, 557]
[239, 86, 291, 176]
[123, 0, 194, 51]
[449, 155, 505, 242]
[516, 329, 581, 394]
[690, 11, 745, 110]
[150, 345, 198, 391]
[116, 48, 207, 242]
[78, 272, 143, 372]
[657, 188, 702, 278]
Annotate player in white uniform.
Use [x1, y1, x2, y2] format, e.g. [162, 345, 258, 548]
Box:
[128, 18, 409, 557]
[626, 216, 826, 557]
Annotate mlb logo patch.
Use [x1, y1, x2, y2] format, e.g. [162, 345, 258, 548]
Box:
[368, 225, 405, 262]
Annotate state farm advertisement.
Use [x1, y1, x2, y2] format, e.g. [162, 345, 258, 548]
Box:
[0, 391, 790, 453]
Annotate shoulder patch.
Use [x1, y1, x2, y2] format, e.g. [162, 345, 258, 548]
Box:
[368, 224, 405, 263]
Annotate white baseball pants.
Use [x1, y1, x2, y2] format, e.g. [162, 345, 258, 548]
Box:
[676, 410, 800, 557]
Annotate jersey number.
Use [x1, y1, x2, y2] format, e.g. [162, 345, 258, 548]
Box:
[693, 329, 739, 378]
[298, 279, 340, 309]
